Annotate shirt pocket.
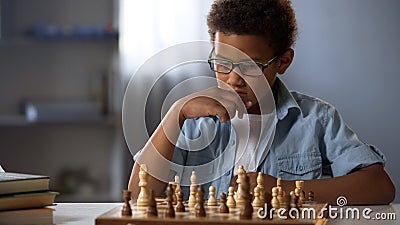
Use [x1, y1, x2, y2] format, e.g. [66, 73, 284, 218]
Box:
[277, 152, 322, 180]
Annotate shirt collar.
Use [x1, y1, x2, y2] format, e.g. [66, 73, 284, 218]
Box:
[273, 78, 302, 120]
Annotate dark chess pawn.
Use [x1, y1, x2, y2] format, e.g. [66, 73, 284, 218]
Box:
[195, 185, 206, 217]
[175, 189, 185, 212]
[219, 193, 229, 213]
[121, 190, 132, 216]
[308, 191, 315, 201]
[290, 194, 300, 219]
[283, 194, 291, 219]
[147, 189, 158, 217]
[165, 183, 175, 218]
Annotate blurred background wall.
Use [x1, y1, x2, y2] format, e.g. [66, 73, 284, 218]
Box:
[0, 0, 128, 202]
[0, 0, 398, 202]
[287, 0, 400, 203]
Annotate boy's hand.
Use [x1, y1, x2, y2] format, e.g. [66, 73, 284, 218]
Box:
[177, 87, 251, 123]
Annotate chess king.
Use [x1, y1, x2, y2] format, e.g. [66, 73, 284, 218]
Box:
[128, 0, 395, 205]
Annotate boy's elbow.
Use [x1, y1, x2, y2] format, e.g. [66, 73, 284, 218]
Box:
[374, 164, 396, 204]
[380, 171, 396, 204]
[358, 163, 396, 205]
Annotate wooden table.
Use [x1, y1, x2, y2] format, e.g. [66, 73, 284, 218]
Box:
[50, 203, 399, 225]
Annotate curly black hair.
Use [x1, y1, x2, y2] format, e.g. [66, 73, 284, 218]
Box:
[207, 0, 297, 56]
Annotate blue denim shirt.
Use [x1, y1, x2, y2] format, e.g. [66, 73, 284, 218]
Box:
[167, 78, 385, 198]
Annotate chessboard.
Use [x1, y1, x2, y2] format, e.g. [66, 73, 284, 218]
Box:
[96, 165, 328, 225]
[95, 200, 328, 225]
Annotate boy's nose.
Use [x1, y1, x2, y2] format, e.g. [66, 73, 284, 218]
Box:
[226, 70, 245, 87]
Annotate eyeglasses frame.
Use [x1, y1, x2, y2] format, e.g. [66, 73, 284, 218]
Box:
[207, 47, 279, 76]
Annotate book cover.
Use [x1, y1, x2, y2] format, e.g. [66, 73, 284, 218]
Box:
[0, 172, 50, 195]
[0, 207, 54, 225]
[0, 191, 58, 211]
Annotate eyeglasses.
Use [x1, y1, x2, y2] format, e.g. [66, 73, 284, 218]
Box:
[207, 48, 278, 76]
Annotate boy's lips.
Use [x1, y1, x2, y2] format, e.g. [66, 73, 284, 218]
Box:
[235, 90, 247, 98]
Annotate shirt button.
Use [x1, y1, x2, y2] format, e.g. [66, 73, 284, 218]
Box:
[225, 171, 231, 176]
[298, 166, 304, 171]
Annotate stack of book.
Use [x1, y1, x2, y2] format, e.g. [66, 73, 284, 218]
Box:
[0, 171, 57, 224]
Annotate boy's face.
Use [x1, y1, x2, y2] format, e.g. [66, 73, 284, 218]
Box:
[214, 32, 281, 114]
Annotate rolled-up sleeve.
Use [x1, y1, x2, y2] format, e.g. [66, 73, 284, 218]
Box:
[322, 105, 385, 177]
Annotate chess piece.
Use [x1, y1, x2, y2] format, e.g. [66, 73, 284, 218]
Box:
[283, 194, 291, 218]
[308, 191, 315, 202]
[290, 194, 300, 219]
[256, 172, 265, 203]
[219, 192, 229, 213]
[261, 197, 273, 220]
[188, 171, 197, 208]
[175, 189, 185, 212]
[271, 187, 280, 211]
[147, 189, 158, 217]
[295, 180, 304, 208]
[235, 165, 246, 206]
[252, 186, 262, 208]
[226, 186, 236, 209]
[299, 181, 305, 202]
[174, 175, 182, 205]
[277, 178, 284, 206]
[239, 174, 253, 219]
[137, 164, 149, 207]
[195, 185, 206, 217]
[264, 191, 273, 208]
[207, 186, 217, 206]
[168, 181, 177, 205]
[121, 190, 132, 216]
[165, 183, 175, 218]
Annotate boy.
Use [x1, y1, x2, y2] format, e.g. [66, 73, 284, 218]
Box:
[129, 0, 395, 205]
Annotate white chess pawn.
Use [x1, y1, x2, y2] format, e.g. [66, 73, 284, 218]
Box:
[256, 172, 265, 202]
[271, 187, 280, 211]
[227, 186, 236, 209]
[137, 164, 149, 206]
[207, 186, 218, 206]
[252, 186, 262, 208]
[188, 171, 197, 208]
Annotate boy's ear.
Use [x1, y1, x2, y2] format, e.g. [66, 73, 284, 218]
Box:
[277, 48, 294, 75]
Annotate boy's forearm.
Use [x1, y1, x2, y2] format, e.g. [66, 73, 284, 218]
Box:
[280, 164, 395, 205]
[233, 163, 395, 205]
